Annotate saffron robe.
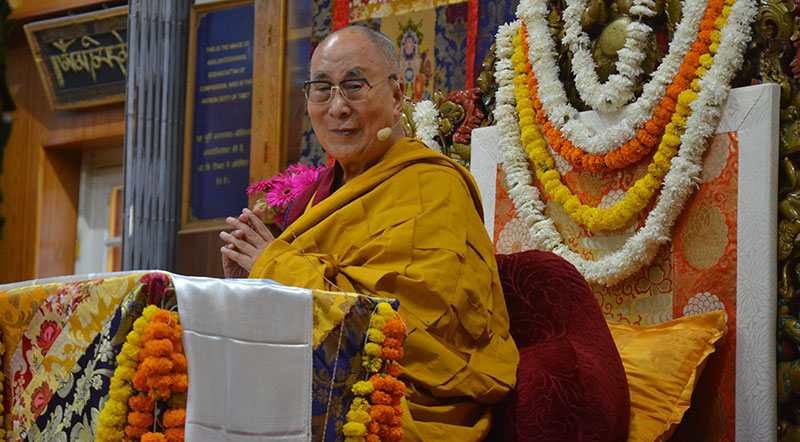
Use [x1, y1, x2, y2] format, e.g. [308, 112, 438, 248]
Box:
[249, 138, 519, 441]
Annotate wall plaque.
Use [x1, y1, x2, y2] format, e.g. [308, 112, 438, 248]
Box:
[182, 0, 254, 228]
[24, 6, 128, 110]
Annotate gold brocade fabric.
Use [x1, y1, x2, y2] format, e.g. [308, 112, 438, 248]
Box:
[0, 273, 164, 441]
[607, 311, 726, 441]
[251, 138, 519, 441]
[493, 132, 739, 439]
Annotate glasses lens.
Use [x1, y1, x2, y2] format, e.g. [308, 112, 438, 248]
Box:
[306, 82, 332, 103]
[340, 79, 370, 102]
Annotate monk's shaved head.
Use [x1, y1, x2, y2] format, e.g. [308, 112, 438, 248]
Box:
[314, 26, 400, 75]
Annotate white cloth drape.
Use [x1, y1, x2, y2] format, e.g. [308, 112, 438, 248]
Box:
[173, 275, 313, 441]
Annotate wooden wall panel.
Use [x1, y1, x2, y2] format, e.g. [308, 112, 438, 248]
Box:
[36, 149, 80, 277]
[177, 230, 227, 278]
[0, 28, 125, 283]
[1, 43, 41, 283]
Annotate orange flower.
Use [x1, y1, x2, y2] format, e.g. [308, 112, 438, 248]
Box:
[366, 434, 381, 442]
[141, 339, 174, 359]
[170, 353, 187, 372]
[382, 319, 405, 340]
[386, 426, 404, 441]
[386, 363, 403, 378]
[129, 394, 155, 412]
[141, 323, 174, 343]
[367, 421, 380, 434]
[381, 347, 404, 361]
[165, 427, 185, 442]
[370, 405, 396, 424]
[132, 371, 148, 392]
[370, 390, 392, 405]
[125, 424, 148, 439]
[141, 356, 174, 377]
[163, 409, 186, 428]
[142, 432, 167, 442]
[128, 411, 152, 428]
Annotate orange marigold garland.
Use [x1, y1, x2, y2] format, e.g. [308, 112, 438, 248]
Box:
[110, 306, 189, 442]
[97, 305, 158, 442]
[343, 302, 407, 442]
[0, 328, 5, 441]
[518, 0, 724, 174]
[512, 0, 727, 232]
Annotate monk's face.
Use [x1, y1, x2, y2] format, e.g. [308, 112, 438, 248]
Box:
[307, 30, 404, 181]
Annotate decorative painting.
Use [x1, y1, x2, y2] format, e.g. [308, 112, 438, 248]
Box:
[349, 0, 466, 21]
[300, 0, 514, 166]
[380, 11, 436, 102]
[492, 131, 739, 439]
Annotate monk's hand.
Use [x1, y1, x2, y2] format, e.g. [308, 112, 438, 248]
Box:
[219, 208, 276, 278]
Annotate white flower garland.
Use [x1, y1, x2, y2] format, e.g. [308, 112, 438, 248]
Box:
[562, 0, 654, 112]
[494, 0, 755, 285]
[413, 100, 443, 153]
[518, 0, 705, 154]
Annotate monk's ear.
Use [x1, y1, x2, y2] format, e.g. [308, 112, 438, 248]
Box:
[393, 78, 406, 117]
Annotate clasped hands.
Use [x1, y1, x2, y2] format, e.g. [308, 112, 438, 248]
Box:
[220, 207, 275, 278]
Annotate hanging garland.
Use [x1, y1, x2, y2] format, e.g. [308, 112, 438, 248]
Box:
[97, 306, 155, 441]
[562, 0, 656, 112]
[514, 0, 719, 233]
[518, 0, 706, 154]
[413, 100, 443, 153]
[494, 0, 756, 285]
[343, 302, 406, 442]
[98, 305, 187, 442]
[0, 329, 5, 441]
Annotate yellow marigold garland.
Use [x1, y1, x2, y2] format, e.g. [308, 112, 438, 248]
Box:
[343, 302, 407, 442]
[511, 0, 730, 232]
[97, 305, 159, 442]
[0, 328, 5, 440]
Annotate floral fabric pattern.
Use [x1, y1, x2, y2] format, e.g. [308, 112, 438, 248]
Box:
[310, 292, 399, 441]
[0, 273, 175, 441]
[492, 131, 738, 439]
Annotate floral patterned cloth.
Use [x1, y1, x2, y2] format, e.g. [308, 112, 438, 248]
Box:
[2, 273, 398, 441]
[0, 273, 175, 441]
[311, 292, 399, 441]
[492, 132, 739, 440]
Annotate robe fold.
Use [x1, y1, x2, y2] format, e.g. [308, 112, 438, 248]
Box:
[250, 138, 519, 441]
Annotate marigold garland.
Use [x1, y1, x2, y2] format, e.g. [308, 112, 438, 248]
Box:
[132, 308, 188, 442]
[99, 306, 187, 442]
[519, 2, 724, 174]
[97, 305, 159, 442]
[493, 0, 755, 284]
[343, 302, 407, 442]
[0, 328, 5, 441]
[512, 0, 726, 232]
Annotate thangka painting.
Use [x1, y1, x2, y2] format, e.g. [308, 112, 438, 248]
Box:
[299, 0, 519, 166]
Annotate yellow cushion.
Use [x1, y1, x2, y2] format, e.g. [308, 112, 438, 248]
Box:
[607, 311, 726, 442]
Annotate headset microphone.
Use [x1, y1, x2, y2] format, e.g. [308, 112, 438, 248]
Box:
[376, 119, 402, 141]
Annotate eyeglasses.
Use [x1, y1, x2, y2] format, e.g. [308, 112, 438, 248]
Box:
[303, 75, 397, 104]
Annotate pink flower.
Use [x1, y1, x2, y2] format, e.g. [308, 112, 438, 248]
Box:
[247, 180, 270, 196]
[265, 177, 300, 209]
[30, 383, 53, 419]
[36, 321, 62, 356]
[141, 273, 170, 306]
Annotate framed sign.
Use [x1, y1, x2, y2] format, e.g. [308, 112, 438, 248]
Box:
[182, 0, 255, 229]
[24, 6, 128, 110]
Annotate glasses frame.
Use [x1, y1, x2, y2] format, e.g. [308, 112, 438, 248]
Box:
[303, 74, 398, 105]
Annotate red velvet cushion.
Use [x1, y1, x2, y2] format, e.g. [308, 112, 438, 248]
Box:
[489, 250, 630, 441]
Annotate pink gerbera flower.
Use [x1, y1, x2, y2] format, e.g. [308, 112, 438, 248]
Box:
[247, 163, 327, 224]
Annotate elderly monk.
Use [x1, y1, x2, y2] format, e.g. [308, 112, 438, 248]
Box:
[219, 26, 518, 441]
